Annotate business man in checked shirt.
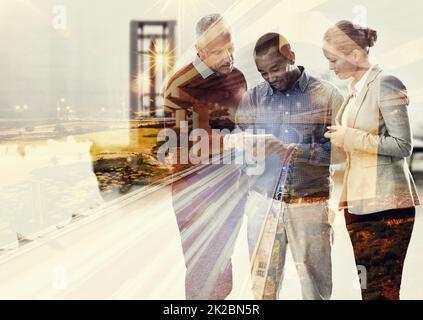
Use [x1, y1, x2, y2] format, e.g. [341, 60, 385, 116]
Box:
[233, 33, 344, 299]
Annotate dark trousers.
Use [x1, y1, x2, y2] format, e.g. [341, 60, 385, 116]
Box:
[344, 207, 415, 300]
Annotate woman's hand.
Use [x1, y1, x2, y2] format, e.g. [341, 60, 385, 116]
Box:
[324, 125, 347, 149]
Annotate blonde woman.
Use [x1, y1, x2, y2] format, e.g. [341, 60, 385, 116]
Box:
[323, 20, 420, 300]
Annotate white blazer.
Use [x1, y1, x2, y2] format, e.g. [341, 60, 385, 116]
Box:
[334, 65, 420, 214]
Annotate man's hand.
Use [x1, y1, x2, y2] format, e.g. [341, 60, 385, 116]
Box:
[225, 133, 295, 161]
[252, 135, 295, 161]
[324, 125, 347, 149]
[224, 132, 249, 150]
[262, 135, 283, 158]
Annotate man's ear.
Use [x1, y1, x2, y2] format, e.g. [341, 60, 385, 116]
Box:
[280, 44, 295, 64]
[288, 50, 296, 65]
[195, 43, 205, 60]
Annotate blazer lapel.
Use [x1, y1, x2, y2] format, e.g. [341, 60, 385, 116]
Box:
[335, 95, 350, 126]
[349, 65, 383, 128]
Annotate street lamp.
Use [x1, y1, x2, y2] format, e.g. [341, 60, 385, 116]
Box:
[15, 105, 22, 119]
[56, 98, 66, 120]
[65, 106, 70, 120]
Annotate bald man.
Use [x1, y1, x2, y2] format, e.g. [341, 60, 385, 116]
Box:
[164, 14, 247, 132]
[163, 14, 248, 300]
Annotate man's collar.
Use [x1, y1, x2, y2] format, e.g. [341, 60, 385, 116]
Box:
[193, 55, 215, 79]
[264, 66, 309, 96]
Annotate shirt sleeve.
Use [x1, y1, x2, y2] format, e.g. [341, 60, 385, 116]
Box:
[297, 85, 344, 166]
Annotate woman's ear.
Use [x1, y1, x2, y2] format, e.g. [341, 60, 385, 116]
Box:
[351, 49, 364, 65]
